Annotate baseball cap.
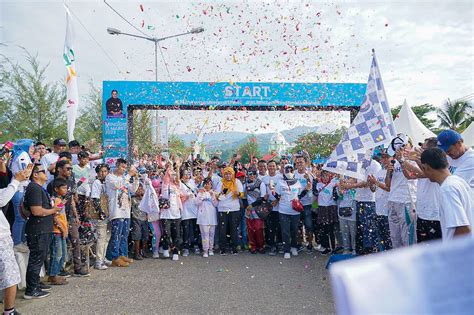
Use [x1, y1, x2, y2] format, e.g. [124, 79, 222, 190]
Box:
[235, 171, 246, 178]
[437, 130, 462, 152]
[68, 140, 80, 148]
[53, 138, 67, 146]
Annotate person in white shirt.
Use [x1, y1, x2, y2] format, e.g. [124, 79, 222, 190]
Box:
[196, 178, 218, 258]
[402, 137, 442, 242]
[160, 162, 184, 261]
[216, 167, 244, 255]
[437, 129, 474, 192]
[72, 151, 92, 223]
[180, 169, 199, 257]
[0, 168, 30, 315]
[315, 171, 338, 255]
[420, 148, 472, 241]
[275, 164, 311, 259]
[257, 159, 267, 180]
[104, 159, 139, 267]
[335, 177, 356, 254]
[40, 138, 67, 184]
[295, 155, 315, 253]
[385, 142, 418, 248]
[9, 139, 34, 248]
[262, 160, 283, 255]
[368, 153, 393, 251]
[340, 158, 381, 254]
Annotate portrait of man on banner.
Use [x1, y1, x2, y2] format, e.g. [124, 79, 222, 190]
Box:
[106, 89, 124, 118]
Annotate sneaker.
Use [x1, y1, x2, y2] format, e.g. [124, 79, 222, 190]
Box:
[291, 247, 298, 256]
[132, 253, 144, 261]
[58, 271, 72, 278]
[104, 259, 112, 267]
[172, 254, 179, 261]
[258, 248, 266, 254]
[162, 249, 170, 258]
[269, 247, 277, 256]
[231, 249, 238, 256]
[152, 252, 160, 259]
[297, 245, 304, 252]
[317, 246, 326, 253]
[14, 243, 29, 253]
[158, 246, 164, 254]
[284, 252, 291, 259]
[306, 244, 313, 254]
[39, 282, 52, 291]
[209, 250, 215, 256]
[24, 289, 50, 300]
[220, 250, 227, 256]
[94, 263, 108, 270]
[203, 252, 209, 258]
[73, 270, 90, 277]
[182, 249, 190, 257]
[194, 248, 201, 255]
[315, 244, 322, 251]
[321, 248, 331, 255]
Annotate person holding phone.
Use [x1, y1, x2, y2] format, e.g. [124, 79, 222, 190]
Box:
[9, 139, 34, 249]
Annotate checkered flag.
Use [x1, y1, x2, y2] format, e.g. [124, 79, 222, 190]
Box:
[323, 52, 397, 179]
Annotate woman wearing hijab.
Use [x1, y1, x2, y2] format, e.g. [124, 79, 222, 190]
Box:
[274, 164, 311, 259]
[9, 139, 34, 248]
[216, 167, 244, 255]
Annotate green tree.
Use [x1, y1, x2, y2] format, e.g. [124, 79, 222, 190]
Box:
[168, 134, 192, 158]
[132, 110, 154, 154]
[391, 103, 437, 129]
[0, 53, 67, 143]
[291, 128, 346, 159]
[74, 83, 103, 150]
[237, 135, 260, 164]
[437, 99, 473, 131]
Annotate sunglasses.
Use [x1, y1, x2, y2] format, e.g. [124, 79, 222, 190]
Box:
[65, 167, 73, 170]
[34, 170, 46, 174]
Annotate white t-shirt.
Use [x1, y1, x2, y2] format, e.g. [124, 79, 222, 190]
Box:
[374, 169, 390, 216]
[73, 164, 91, 196]
[180, 181, 198, 220]
[216, 180, 243, 212]
[211, 174, 222, 190]
[295, 171, 314, 206]
[160, 184, 182, 220]
[317, 180, 337, 207]
[275, 179, 303, 215]
[388, 160, 417, 204]
[105, 173, 139, 220]
[262, 173, 282, 212]
[0, 179, 20, 238]
[196, 191, 217, 226]
[40, 152, 59, 184]
[439, 175, 473, 241]
[416, 178, 440, 221]
[10, 151, 31, 191]
[355, 160, 381, 202]
[448, 148, 474, 192]
[90, 179, 103, 199]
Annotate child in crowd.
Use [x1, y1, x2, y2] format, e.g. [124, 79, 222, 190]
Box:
[131, 185, 148, 260]
[90, 163, 111, 270]
[196, 178, 218, 257]
[48, 178, 69, 285]
[245, 169, 267, 254]
[336, 177, 356, 255]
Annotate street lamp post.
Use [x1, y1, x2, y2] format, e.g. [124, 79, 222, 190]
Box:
[107, 27, 205, 144]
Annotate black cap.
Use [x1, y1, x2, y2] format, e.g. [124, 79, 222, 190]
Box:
[53, 138, 67, 146]
[68, 140, 80, 148]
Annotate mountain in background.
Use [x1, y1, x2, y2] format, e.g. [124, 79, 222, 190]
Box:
[177, 123, 340, 153]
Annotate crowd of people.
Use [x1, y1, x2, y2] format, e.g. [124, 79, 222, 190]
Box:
[0, 129, 473, 314]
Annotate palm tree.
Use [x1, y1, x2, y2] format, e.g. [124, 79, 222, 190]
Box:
[437, 99, 473, 131]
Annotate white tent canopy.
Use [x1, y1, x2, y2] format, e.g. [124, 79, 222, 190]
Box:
[393, 100, 436, 145]
[462, 123, 474, 147]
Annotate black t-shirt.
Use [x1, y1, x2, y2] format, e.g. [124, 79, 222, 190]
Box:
[24, 181, 53, 235]
[106, 97, 123, 115]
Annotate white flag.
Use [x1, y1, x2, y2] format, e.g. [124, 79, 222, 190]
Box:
[64, 5, 79, 141]
[323, 53, 396, 179]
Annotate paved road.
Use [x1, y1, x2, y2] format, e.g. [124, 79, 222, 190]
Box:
[16, 251, 335, 314]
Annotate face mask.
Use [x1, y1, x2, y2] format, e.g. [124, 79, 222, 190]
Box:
[285, 171, 294, 179]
